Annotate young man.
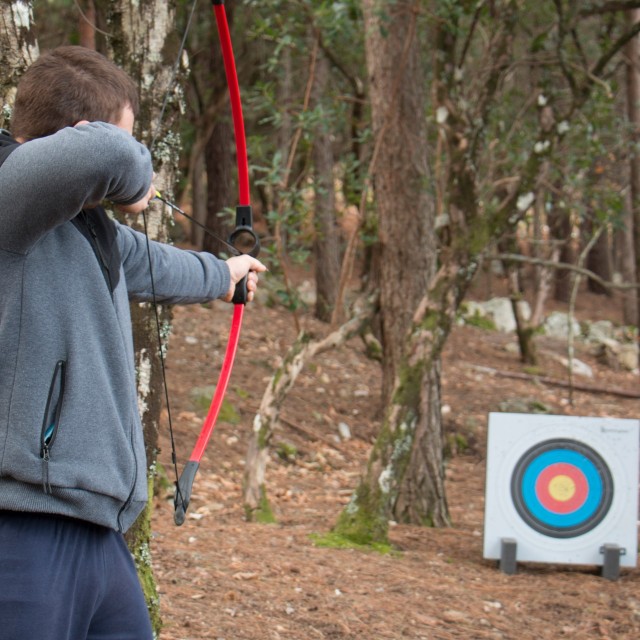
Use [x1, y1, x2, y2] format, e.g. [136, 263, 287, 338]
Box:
[0, 46, 265, 639]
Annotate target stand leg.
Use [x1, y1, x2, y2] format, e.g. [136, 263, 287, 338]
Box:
[600, 544, 624, 581]
[499, 538, 517, 575]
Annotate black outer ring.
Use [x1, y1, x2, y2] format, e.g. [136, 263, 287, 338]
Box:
[510, 438, 614, 539]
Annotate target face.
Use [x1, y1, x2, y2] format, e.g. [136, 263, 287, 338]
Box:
[511, 439, 614, 538]
[483, 413, 639, 567]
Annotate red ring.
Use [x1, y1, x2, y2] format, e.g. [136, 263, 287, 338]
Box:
[535, 463, 588, 514]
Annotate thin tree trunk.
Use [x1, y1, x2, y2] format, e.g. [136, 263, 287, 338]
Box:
[203, 2, 234, 254]
[182, 4, 230, 251]
[586, 222, 613, 296]
[243, 296, 376, 520]
[549, 200, 576, 303]
[507, 266, 538, 365]
[204, 119, 232, 253]
[626, 9, 640, 328]
[191, 150, 207, 248]
[312, 49, 340, 322]
[614, 202, 637, 324]
[78, 0, 96, 50]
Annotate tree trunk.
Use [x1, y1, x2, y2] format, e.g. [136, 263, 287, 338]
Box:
[507, 266, 538, 365]
[584, 215, 613, 296]
[392, 359, 445, 525]
[190, 150, 207, 248]
[104, 0, 183, 632]
[615, 197, 637, 325]
[627, 9, 640, 328]
[312, 49, 340, 322]
[549, 200, 576, 303]
[333, 0, 444, 544]
[0, 0, 39, 130]
[181, 1, 232, 251]
[334, 265, 479, 543]
[78, 0, 96, 50]
[362, 0, 434, 404]
[204, 118, 233, 253]
[203, 2, 234, 254]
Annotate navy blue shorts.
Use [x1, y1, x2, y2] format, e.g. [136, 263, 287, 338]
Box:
[0, 511, 153, 640]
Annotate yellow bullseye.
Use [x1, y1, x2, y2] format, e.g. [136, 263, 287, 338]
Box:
[548, 474, 576, 502]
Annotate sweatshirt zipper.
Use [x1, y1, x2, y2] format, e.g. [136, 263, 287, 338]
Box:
[117, 422, 139, 532]
[40, 360, 67, 494]
[82, 211, 114, 293]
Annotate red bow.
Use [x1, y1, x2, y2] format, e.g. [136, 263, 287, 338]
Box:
[173, 0, 259, 525]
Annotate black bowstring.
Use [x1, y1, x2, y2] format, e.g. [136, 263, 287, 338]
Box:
[154, 192, 241, 257]
[142, 0, 200, 512]
[140, 211, 183, 490]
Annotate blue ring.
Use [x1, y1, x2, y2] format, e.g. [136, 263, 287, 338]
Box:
[520, 450, 602, 528]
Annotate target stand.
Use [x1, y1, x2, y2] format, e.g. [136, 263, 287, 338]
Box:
[483, 413, 639, 579]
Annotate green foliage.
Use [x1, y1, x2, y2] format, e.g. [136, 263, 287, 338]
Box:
[460, 308, 496, 331]
[270, 280, 307, 313]
[239, 0, 367, 309]
[362, 331, 383, 361]
[218, 399, 241, 424]
[152, 461, 172, 496]
[244, 485, 277, 523]
[497, 398, 552, 414]
[276, 440, 298, 463]
[445, 432, 468, 457]
[309, 531, 395, 555]
[235, 386, 250, 399]
[190, 387, 241, 424]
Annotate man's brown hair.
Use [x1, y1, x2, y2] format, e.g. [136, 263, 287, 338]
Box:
[11, 46, 139, 140]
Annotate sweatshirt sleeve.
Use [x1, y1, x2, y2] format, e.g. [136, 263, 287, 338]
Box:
[116, 223, 231, 304]
[0, 122, 152, 254]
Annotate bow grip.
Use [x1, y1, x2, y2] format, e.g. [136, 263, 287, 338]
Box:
[174, 460, 200, 526]
[232, 276, 249, 305]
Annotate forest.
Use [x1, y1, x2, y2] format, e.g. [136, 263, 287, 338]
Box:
[2, 1, 640, 638]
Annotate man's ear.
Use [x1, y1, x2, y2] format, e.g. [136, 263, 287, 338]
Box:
[74, 120, 90, 127]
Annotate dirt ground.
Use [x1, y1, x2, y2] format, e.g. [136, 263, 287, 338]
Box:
[150, 278, 640, 640]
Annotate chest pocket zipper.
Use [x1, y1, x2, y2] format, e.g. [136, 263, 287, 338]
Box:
[40, 360, 66, 494]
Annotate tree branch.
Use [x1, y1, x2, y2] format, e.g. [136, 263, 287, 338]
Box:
[493, 252, 640, 291]
[592, 19, 640, 77]
[579, 1, 640, 17]
[471, 365, 640, 399]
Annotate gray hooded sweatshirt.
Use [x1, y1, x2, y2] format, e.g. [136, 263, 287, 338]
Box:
[0, 122, 230, 532]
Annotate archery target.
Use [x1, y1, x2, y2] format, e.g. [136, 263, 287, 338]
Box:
[483, 413, 639, 567]
[511, 439, 614, 538]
